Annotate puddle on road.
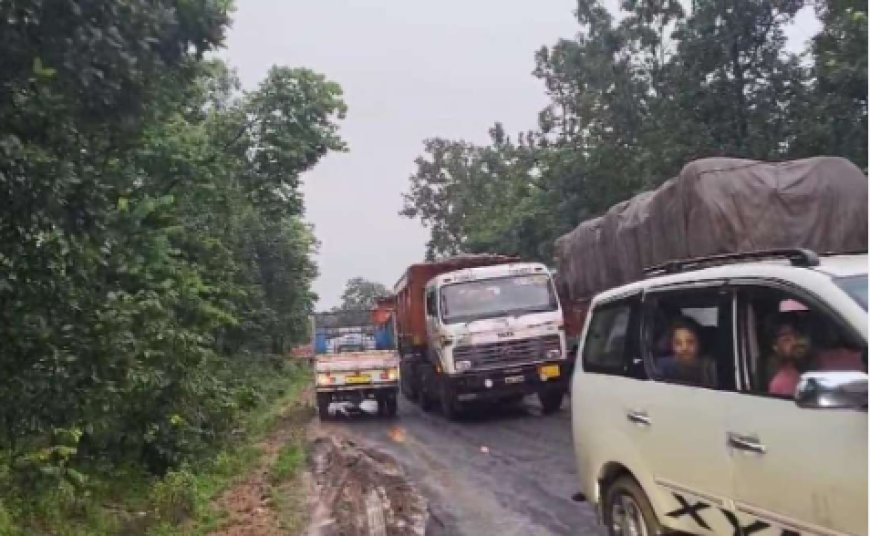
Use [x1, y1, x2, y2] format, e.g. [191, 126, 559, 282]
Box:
[387, 426, 407, 444]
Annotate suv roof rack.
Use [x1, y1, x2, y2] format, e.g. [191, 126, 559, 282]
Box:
[643, 248, 820, 277]
[820, 249, 868, 257]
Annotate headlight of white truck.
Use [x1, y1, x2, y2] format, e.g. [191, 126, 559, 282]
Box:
[455, 360, 472, 372]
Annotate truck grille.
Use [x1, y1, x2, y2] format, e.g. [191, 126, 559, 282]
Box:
[453, 335, 561, 369]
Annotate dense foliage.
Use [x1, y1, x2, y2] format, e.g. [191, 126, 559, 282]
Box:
[0, 0, 345, 514]
[335, 277, 390, 311]
[401, 0, 868, 262]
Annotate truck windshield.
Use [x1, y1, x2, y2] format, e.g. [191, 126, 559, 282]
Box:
[439, 274, 559, 324]
[835, 274, 868, 310]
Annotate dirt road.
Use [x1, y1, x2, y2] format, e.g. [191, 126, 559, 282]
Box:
[317, 397, 603, 536]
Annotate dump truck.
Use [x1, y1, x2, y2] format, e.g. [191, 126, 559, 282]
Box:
[312, 308, 399, 419]
[390, 254, 568, 419]
[554, 156, 869, 353]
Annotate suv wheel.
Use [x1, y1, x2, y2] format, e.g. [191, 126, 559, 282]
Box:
[603, 476, 662, 536]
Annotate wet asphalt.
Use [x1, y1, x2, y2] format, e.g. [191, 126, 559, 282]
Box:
[318, 395, 604, 536]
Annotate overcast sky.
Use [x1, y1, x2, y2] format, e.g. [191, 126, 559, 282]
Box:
[222, 1, 819, 310]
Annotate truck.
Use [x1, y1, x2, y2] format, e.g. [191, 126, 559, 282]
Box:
[390, 254, 568, 419]
[312, 308, 399, 420]
[554, 156, 869, 354]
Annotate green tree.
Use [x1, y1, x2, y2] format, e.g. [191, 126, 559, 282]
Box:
[0, 0, 347, 489]
[402, 0, 861, 267]
[0, 0, 230, 474]
[667, 0, 807, 159]
[337, 278, 390, 311]
[400, 124, 550, 260]
[790, 0, 868, 168]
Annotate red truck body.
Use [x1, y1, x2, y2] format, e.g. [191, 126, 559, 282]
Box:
[392, 254, 519, 357]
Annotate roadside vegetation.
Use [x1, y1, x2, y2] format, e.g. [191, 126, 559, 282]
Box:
[0, 1, 342, 534]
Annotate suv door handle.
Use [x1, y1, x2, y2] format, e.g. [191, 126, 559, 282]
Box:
[627, 411, 651, 426]
[727, 432, 766, 454]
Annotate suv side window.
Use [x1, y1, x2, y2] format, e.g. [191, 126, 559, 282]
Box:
[643, 288, 735, 390]
[736, 285, 867, 397]
[582, 297, 645, 378]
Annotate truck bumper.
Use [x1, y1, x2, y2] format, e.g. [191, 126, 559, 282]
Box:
[316, 382, 398, 403]
[444, 361, 568, 402]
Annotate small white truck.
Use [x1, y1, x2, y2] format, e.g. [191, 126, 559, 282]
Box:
[312, 310, 399, 419]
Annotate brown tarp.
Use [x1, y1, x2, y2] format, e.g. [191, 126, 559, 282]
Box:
[554, 156, 869, 301]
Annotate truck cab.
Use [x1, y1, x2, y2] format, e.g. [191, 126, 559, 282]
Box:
[399, 260, 569, 418]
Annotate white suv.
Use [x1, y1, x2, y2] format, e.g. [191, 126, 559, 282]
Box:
[571, 250, 867, 536]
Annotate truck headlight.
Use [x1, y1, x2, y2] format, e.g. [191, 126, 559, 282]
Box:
[387, 367, 399, 380]
[455, 360, 472, 372]
[546, 349, 562, 360]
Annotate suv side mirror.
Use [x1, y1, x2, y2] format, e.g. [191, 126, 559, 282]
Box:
[795, 371, 868, 410]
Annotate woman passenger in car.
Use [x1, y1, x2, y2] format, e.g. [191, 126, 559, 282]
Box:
[657, 317, 718, 388]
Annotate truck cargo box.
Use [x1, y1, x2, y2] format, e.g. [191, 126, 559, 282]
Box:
[555, 157, 868, 303]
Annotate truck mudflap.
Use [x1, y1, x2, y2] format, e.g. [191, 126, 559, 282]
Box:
[443, 361, 568, 403]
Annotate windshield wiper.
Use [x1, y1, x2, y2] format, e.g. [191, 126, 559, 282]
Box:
[464, 317, 493, 328]
[508, 306, 556, 318]
[459, 307, 552, 327]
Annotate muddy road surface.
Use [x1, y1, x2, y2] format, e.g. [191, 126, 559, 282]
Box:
[317, 397, 602, 536]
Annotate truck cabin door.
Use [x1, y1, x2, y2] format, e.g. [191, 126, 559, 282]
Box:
[425, 287, 438, 346]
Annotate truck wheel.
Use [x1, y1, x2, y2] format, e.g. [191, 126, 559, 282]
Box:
[383, 392, 398, 418]
[419, 366, 435, 412]
[401, 375, 416, 402]
[401, 363, 418, 403]
[420, 386, 435, 412]
[376, 392, 398, 418]
[316, 393, 331, 421]
[440, 381, 461, 420]
[602, 476, 662, 536]
[538, 388, 564, 415]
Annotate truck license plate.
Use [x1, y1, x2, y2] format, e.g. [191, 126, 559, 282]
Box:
[539, 365, 560, 380]
[344, 374, 371, 384]
[505, 375, 525, 384]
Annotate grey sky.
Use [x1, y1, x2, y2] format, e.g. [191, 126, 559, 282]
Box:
[223, 1, 819, 310]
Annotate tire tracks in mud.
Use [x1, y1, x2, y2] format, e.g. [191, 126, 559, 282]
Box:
[305, 429, 428, 536]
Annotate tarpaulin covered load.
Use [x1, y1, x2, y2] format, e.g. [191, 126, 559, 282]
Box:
[554, 156, 868, 301]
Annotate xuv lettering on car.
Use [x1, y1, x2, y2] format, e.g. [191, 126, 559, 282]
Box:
[667, 492, 814, 536]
